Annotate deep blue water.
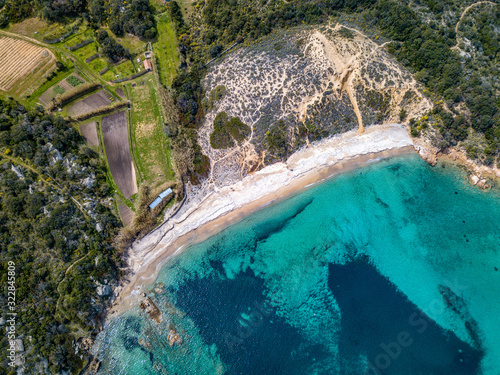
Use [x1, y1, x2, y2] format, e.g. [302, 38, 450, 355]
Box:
[95, 154, 500, 375]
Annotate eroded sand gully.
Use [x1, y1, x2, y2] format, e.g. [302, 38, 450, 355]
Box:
[109, 124, 415, 317]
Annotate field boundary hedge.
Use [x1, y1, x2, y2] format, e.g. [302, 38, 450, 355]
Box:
[65, 39, 93, 51]
[69, 101, 128, 122]
[48, 82, 100, 111]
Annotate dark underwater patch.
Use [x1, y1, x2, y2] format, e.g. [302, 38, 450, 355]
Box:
[328, 257, 483, 375]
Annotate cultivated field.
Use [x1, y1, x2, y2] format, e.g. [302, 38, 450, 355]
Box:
[38, 73, 86, 106]
[79, 121, 99, 146]
[118, 203, 134, 226]
[0, 36, 56, 93]
[66, 89, 113, 117]
[102, 111, 138, 198]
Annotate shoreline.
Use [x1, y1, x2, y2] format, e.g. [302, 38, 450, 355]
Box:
[108, 124, 416, 318]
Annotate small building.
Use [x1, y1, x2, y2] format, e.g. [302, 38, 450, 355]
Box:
[159, 188, 173, 199]
[148, 188, 173, 209]
[143, 59, 152, 72]
[149, 197, 162, 210]
[144, 51, 152, 59]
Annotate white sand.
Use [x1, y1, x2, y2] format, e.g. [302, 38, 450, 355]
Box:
[110, 123, 414, 316]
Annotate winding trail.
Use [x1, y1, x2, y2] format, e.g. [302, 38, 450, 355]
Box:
[451, 1, 497, 50]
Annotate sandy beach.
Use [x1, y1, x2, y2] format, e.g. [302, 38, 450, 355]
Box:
[109, 123, 415, 317]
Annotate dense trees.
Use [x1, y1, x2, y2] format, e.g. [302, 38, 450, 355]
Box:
[0, 99, 121, 373]
[96, 29, 130, 63]
[0, 0, 156, 40]
[89, 0, 156, 39]
[0, 0, 87, 24]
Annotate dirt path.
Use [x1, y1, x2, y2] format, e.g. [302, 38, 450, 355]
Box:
[55, 253, 91, 317]
[451, 1, 497, 50]
[312, 29, 366, 133]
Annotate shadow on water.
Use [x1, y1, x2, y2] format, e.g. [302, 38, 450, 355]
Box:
[328, 257, 483, 375]
[175, 268, 330, 375]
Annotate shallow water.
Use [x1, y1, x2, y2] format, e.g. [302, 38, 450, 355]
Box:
[95, 154, 500, 374]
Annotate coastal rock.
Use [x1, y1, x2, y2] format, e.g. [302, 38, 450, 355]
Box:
[167, 325, 183, 346]
[139, 297, 162, 323]
[138, 338, 152, 349]
[415, 144, 438, 166]
[96, 283, 111, 297]
[469, 174, 489, 190]
[86, 357, 101, 375]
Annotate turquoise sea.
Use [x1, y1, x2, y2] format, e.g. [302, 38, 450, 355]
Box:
[94, 154, 500, 375]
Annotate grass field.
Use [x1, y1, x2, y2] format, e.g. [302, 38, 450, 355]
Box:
[128, 77, 175, 187]
[112, 32, 148, 55]
[6, 17, 80, 42]
[154, 13, 180, 86]
[71, 41, 98, 61]
[101, 60, 137, 81]
[89, 57, 108, 73]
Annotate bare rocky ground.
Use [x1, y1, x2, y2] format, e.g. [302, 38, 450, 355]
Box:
[200, 23, 432, 188]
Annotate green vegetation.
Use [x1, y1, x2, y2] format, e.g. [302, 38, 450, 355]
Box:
[101, 60, 137, 82]
[210, 112, 250, 149]
[128, 77, 175, 187]
[47, 82, 100, 111]
[0, 98, 120, 374]
[154, 12, 180, 85]
[66, 75, 84, 87]
[206, 85, 226, 110]
[88, 0, 156, 39]
[96, 29, 130, 63]
[71, 41, 98, 62]
[53, 85, 65, 95]
[265, 120, 290, 159]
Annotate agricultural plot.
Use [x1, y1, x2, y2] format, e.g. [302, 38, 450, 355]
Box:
[154, 13, 180, 85]
[118, 203, 134, 226]
[38, 73, 85, 106]
[101, 111, 138, 198]
[129, 77, 175, 187]
[66, 89, 113, 117]
[79, 121, 99, 146]
[101, 60, 136, 82]
[71, 41, 98, 62]
[89, 57, 108, 74]
[0, 36, 56, 94]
